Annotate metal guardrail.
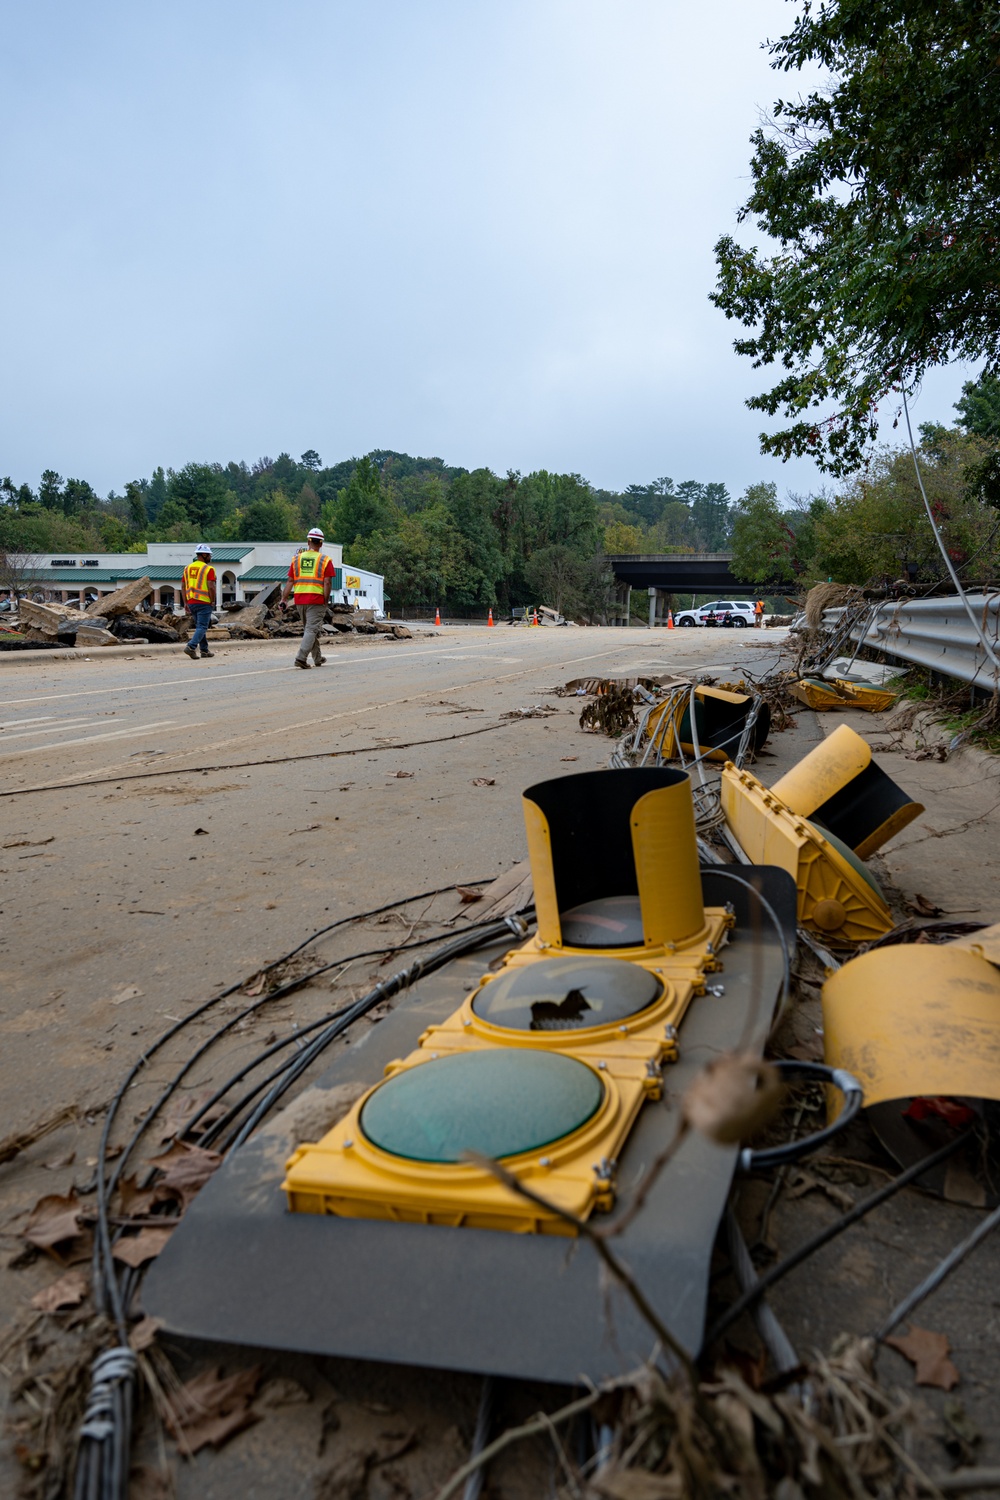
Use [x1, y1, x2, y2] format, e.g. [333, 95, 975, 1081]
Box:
[822, 594, 1000, 689]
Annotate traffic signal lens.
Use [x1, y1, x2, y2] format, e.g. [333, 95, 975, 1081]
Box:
[358, 1049, 605, 1163]
[472, 955, 663, 1031]
[558, 895, 646, 948]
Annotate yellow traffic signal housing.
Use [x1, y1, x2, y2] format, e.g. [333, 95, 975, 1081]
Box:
[720, 761, 893, 943]
[829, 678, 900, 714]
[642, 686, 770, 764]
[791, 677, 848, 712]
[284, 769, 733, 1233]
[770, 723, 923, 859]
[823, 945, 1000, 1111]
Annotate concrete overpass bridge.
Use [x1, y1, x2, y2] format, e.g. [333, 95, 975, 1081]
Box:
[605, 553, 794, 624]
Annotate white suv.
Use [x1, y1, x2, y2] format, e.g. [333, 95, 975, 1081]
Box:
[674, 600, 757, 628]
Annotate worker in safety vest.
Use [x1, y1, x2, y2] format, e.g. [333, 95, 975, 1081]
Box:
[755, 599, 765, 628]
[181, 545, 217, 660]
[281, 527, 336, 669]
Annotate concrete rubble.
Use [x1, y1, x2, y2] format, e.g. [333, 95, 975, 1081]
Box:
[0, 582, 413, 652]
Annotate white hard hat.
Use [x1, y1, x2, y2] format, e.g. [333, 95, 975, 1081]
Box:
[307, 528, 324, 541]
[196, 544, 212, 557]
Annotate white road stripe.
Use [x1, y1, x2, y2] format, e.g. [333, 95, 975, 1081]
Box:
[0, 719, 104, 742]
[0, 716, 57, 728]
[0, 720, 188, 759]
[1, 640, 543, 706]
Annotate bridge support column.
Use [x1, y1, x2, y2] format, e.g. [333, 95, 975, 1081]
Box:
[648, 586, 657, 629]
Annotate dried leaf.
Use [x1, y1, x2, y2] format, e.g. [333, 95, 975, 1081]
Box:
[110, 984, 144, 1006]
[43, 1152, 76, 1170]
[112, 1226, 175, 1267]
[117, 1174, 159, 1218]
[158, 1088, 227, 1143]
[129, 1315, 164, 1351]
[22, 1191, 84, 1259]
[194, 826, 209, 834]
[165, 1365, 262, 1454]
[560, 755, 579, 761]
[907, 893, 942, 917]
[885, 1326, 960, 1389]
[150, 1141, 223, 1209]
[454, 886, 483, 904]
[31, 1267, 89, 1313]
[389, 770, 414, 778]
[2, 837, 54, 849]
[471, 777, 496, 787]
[683, 1053, 784, 1146]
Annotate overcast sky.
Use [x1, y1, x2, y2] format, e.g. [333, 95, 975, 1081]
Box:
[0, 0, 973, 501]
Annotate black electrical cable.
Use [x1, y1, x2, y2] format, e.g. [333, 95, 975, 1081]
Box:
[75, 876, 515, 1500]
[697, 866, 792, 1018]
[227, 918, 526, 1149]
[99, 882, 496, 1233]
[705, 1130, 969, 1349]
[738, 1060, 864, 1173]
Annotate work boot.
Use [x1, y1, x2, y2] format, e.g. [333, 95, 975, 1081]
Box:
[294, 658, 311, 669]
[314, 655, 327, 666]
[200, 649, 215, 658]
[183, 644, 198, 660]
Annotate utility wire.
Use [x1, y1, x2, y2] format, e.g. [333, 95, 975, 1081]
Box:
[903, 388, 1000, 682]
[705, 1131, 968, 1348]
[875, 1191, 1000, 1342]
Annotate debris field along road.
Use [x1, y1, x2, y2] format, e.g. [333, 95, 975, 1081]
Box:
[0, 624, 788, 1117]
[0, 624, 789, 1495]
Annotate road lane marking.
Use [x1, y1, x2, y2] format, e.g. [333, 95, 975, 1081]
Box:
[1, 642, 668, 791]
[0, 719, 104, 743]
[1, 640, 517, 706]
[0, 720, 188, 759]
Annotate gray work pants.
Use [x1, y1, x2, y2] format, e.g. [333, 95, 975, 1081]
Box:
[296, 604, 327, 664]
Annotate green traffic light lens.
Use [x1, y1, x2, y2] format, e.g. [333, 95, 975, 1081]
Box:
[359, 1049, 604, 1163]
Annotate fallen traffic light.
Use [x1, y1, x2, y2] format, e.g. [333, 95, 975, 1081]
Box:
[641, 686, 770, 764]
[769, 723, 923, 859]
[720, 761, 894, 943]
[284, 768, 735, 1230]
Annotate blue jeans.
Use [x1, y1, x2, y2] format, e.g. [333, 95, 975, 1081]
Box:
[188, 604, 213, 653]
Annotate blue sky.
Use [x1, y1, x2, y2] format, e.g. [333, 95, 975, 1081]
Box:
[0, 0, 972, 501]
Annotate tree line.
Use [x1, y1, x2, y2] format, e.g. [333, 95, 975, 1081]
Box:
[0, 450, 736, 618]
[729, 377, 1000, 589]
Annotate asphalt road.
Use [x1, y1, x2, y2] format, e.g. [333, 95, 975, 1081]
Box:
[0, 622, 791, 1497]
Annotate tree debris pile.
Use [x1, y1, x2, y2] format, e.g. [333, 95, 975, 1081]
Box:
[520, 1340, 925, 1500]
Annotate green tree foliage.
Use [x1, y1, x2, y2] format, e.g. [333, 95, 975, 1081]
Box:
[690, 483, 732, 551]
[146, 467, 168, 522]
[603, 520, 645, 554]
[328, 456, 395, 544]
[235, 493, 300, 542]
[956, 373, 1000, 442]
[0, 447, 737, 617]
[166, 463, 234, 534]
[712, 1, 1000, 474]
[730, 483, 798, 583]
[809, 430, 997, 584]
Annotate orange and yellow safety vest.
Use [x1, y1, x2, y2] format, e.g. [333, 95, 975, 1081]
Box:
[290, 549, 331, 600]
[183, 561, 214, 604]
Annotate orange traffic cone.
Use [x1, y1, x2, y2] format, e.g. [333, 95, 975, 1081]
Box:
[667, 609, 674, 629]
[434, 606, 441, 625]
[531, 609, 538, 626]
[487, 608, 494, 627]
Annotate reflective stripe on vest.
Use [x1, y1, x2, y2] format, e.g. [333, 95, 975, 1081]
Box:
[183, 562, 213, 604]
[291, 550, 327, 597]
